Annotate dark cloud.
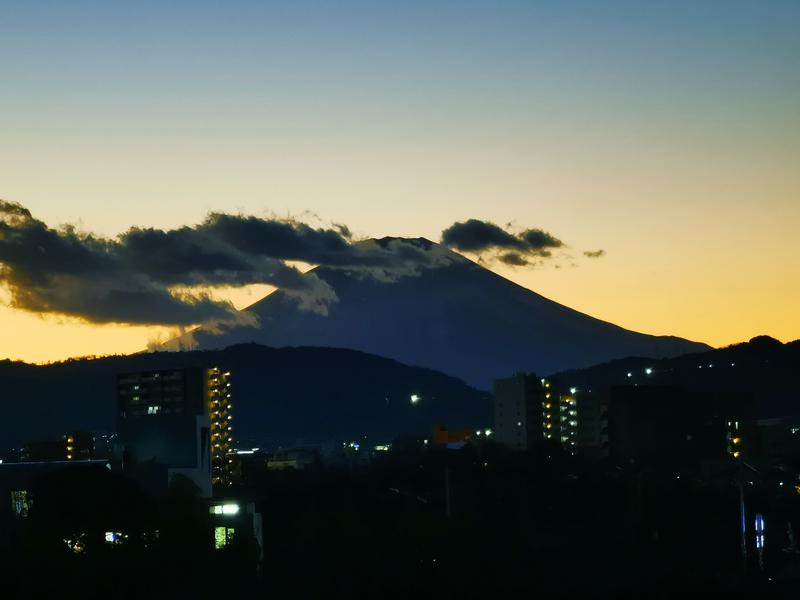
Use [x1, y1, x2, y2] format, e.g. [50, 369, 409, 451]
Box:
[521, 229, 563, 251]
[441, 219, 525, 253]
[584, 249, 606, 258]
[498, 252, 529, 266]
[0, 201, 451, 327]
[199, 213, 350, 264]
[441, 219, 564, 266]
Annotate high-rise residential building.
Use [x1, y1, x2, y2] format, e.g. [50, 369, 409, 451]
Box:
[558, 388, 608, 457]
[493, 373, 549, 450]
[542, 378, 559, 443]
[558, 390, 578, 453]
[206, 368, 234, 486]
[494, 374, 607, 456]
[117, 367, 234, 496]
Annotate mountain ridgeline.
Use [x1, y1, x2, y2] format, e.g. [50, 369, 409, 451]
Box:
[550, 336, 800, 418]
[173, 238, 710, 389]
[0, 344, 490, 452]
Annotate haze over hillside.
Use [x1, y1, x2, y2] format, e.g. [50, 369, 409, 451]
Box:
[174, 238, 710, 389]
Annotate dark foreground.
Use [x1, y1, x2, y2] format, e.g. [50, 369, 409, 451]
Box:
[2, 443, 799, 599]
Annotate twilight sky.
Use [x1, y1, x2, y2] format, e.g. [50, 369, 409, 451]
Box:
[1, 0, 799, 362]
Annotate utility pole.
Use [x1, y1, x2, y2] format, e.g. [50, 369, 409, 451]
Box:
[737, 458, 760, 575]
[738, 465, 748, 574]
[444, 466, 452, 519]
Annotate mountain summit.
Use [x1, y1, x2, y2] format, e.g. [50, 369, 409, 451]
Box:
[174, 238, 709, 388]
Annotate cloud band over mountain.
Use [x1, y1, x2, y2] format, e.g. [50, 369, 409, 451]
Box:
[0, 201, 597, 328]
[0, 201, 447, 327]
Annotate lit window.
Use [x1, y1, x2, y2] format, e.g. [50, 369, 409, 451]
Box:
[11, 490, 30, 517]
[147, 405, 161, 415]
[214, 526, 235, 549]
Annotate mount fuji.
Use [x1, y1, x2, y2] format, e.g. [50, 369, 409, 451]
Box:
[172, 238, 710, 389]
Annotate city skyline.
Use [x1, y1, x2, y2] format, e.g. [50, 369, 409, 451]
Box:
[2, 0, 799, 362]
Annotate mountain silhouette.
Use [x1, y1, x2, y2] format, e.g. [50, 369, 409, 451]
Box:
[174, 238, 710, 389]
